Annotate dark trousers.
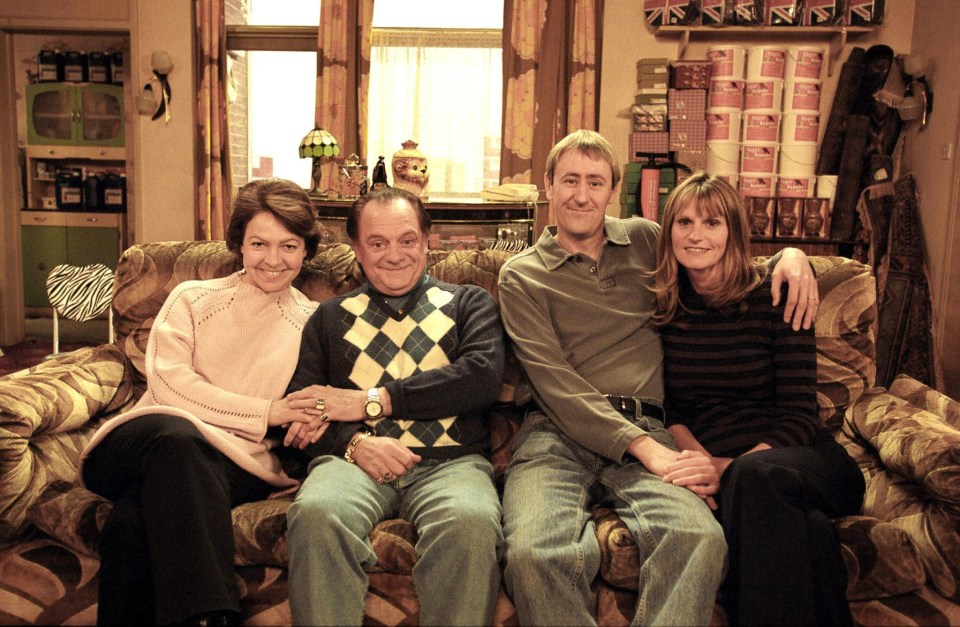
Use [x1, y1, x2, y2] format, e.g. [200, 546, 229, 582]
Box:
[717, 433, 865, 627]
[82, 414, 273, 625]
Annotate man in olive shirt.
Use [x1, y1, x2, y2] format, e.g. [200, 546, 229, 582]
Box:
[497, 129, 819, 625]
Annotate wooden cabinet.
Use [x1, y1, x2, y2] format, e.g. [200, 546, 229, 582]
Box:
[20, 211, 124, 308]
[25, 83, 124, 147]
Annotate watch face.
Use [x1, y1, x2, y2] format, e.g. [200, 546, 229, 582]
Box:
[365, 399, 383, 418]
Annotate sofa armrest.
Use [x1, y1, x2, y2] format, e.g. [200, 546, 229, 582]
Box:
[846, 386, 960, 601]
[0, 344, 134, 541]
[847, 387, 960, 506]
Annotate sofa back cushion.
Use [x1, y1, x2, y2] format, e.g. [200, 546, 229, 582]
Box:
[112, 241, 515, 393]
[810, 256, 878, 430]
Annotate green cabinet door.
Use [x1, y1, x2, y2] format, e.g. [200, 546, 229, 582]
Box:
[65, 226, 120, 269]
[21, 224, 68, 307]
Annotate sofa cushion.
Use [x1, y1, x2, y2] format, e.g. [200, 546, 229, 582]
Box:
[849, 387, 960, 601]
[0, 345, 132, 541]
[889, 374, 960, 430]
[835, 515, 926, 600]
[27, 480, 107, 559]
[810, 257, 877, 431]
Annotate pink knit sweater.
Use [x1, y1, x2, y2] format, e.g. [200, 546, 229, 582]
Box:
[80, 273, 318, 494]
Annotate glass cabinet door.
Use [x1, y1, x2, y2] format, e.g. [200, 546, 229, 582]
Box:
[78, 85, 124, 147]
[26, 84, 74, 145]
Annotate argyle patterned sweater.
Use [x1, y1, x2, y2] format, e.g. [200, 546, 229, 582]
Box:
[287, 277, 506, 461]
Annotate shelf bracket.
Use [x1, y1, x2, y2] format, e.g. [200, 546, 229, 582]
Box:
[826, 29, 848, 77]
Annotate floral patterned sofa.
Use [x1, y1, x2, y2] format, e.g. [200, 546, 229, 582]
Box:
[1, 240, 959, 625]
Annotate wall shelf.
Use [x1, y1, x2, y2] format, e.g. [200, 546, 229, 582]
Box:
[654, 26, 874, 76]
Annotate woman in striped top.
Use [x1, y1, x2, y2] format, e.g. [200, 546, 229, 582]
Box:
[652, 172, 865, 626]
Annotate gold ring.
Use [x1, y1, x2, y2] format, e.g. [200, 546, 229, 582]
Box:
[315, 398, 325, 411]
[807, 297, 818, 302]
[377, 472, 395, 484]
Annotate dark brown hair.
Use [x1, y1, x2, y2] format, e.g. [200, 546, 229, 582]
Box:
[226, 178, 321, 260]
[346, 187, 431, 242]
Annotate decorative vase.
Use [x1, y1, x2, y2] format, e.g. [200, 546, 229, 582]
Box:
[391, 140, 430, 198]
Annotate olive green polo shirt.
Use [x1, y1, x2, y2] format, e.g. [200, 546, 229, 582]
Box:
[498, 216, 664, 463]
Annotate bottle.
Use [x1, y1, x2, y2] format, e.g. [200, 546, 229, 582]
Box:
[37, 49, 59, 83]
[370, 156, 389, 191]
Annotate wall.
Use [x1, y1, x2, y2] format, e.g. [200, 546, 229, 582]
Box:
[129, 0, 197, 244]
[902, 1, 960, 397]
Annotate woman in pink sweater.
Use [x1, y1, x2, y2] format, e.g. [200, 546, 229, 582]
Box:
[79, 178, 322, 626]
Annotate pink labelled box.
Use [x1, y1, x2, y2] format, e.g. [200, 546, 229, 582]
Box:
[784, 80, 822, 112]
[743, 79, 784, 111]
[668, 89, 707, 119]
[708, 79, 745, 109]
[706, 110, 741, 141]
[669, 120, 707, 151]
[781, 113, 820, 144]
[671, 61, 712, 89]
[741, 112, 781, 143]
[746, 196, 776, 237]
[786, 47, 824, 80]
[708, 46, 747, 79]
[777, 176, 816, 198]
[629, 131, 670, 160]
[739, 174, 776, 198]
[801, 197, 832, 238]
[740, 143, 779, 174]
[746, 46, 786, 80]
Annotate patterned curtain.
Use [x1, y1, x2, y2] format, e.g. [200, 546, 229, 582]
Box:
[195, 0, 231, 240]
[500, 0, 603, 222]
[316, 0, 374, 189]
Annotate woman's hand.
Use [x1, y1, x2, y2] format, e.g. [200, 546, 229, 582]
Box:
[283, 420, 330, 449]
[771, 247, 820, 331]
[267, 397, 313, 427]
[662, 450, 722, 510]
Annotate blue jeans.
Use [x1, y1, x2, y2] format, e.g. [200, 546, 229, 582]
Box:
[287, 453, 503, 626]
[503, 413, 727, 626]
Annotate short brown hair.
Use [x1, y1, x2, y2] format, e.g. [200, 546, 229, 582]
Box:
[346, 187, 431, 242]
[544, 129, 621, 190]
[226, 178, 321, 260]
[652, 171, 763, 324]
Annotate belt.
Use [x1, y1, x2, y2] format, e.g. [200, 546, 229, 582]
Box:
[604, 395, 664, 421]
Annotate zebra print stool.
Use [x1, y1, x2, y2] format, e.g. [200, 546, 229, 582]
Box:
[44, 263, 115, 356]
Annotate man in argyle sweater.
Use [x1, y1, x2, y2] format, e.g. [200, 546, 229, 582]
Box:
[284, 188, 506, 626]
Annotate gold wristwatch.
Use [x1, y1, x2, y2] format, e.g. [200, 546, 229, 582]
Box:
[344, 429, 373, 464]
[364, 387, 384, 419]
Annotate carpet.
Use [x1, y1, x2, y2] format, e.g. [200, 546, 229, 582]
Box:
[0, 339, 99, 377]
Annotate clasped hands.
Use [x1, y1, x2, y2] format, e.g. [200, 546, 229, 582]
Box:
[272, 385, 421, 483]
[660, 451, 731, 511]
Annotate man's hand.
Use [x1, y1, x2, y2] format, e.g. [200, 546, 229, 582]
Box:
[770, 247, 820, 331]
[351, 436, 422, 483]
[286, 385, 368, 422]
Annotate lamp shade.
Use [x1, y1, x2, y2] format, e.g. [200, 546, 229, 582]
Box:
[299, 127, 341, 159]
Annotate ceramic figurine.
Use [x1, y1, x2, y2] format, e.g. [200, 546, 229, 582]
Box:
[391, 140, 430, 198]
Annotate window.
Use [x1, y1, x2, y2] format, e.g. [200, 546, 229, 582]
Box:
[226, 0, 503, 197]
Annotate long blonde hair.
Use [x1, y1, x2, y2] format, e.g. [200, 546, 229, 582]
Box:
[651, 171, 765, 325]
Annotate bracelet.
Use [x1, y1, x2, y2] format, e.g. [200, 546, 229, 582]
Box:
[344, 430, 374, 464]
